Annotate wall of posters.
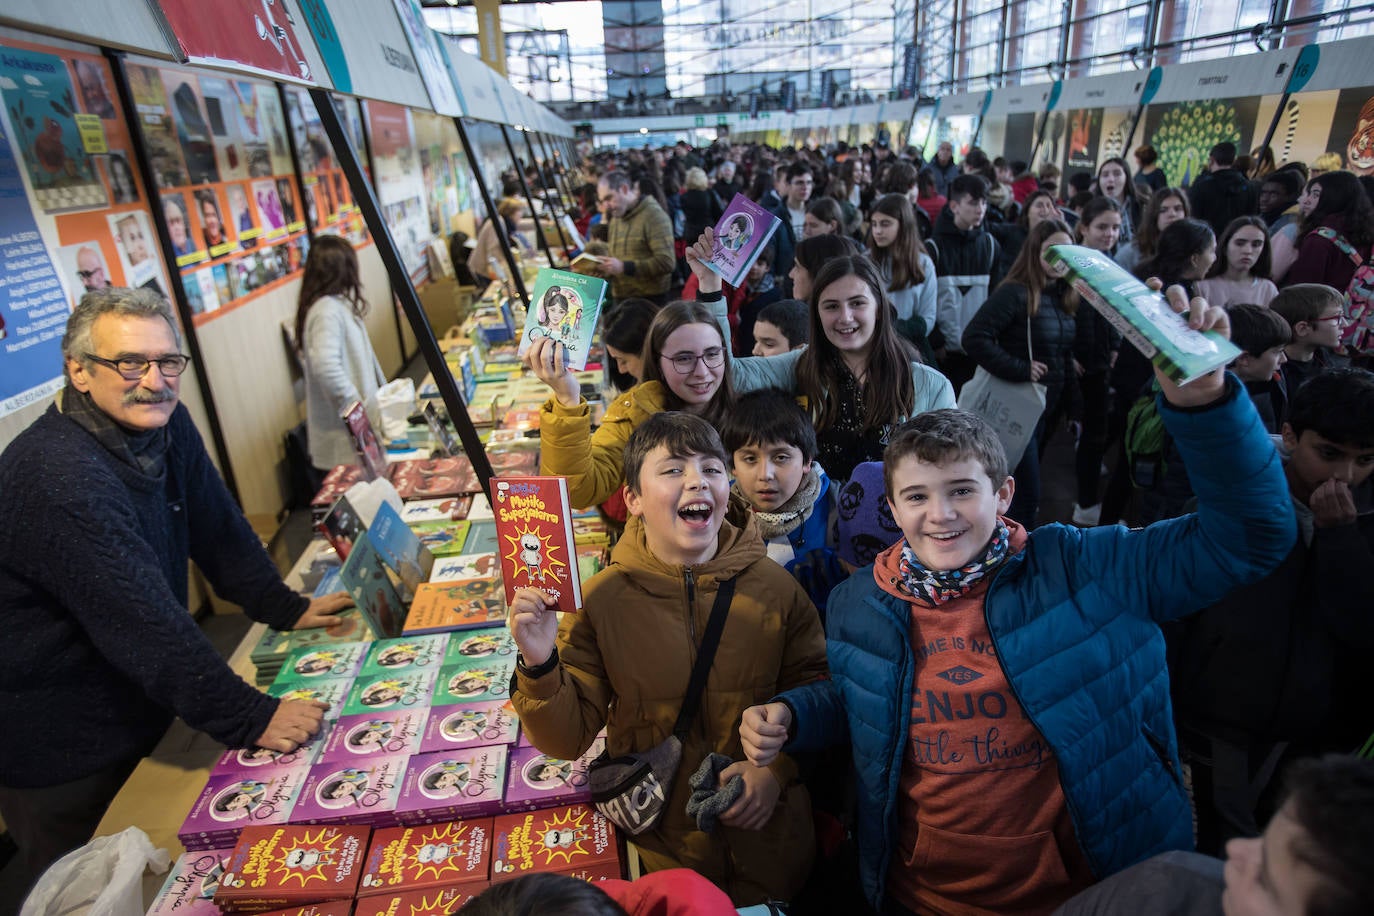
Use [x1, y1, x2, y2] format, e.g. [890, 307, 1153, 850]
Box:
[283, 85, 370, 244]
[126, 60, 310, 325]
[365, 100, 430, 283]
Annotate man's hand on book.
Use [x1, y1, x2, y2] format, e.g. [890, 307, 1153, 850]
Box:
[294, 591, 354, 632]
[1147, 280, 1230, 408]
[685, 227, 723, 295]
[740, 702, 792, 767]
[255, 698, 328, 753]
[509, 587, 559, 672]
[523, 336, 581, 408]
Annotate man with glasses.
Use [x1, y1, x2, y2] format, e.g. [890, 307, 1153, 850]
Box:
[596, 170, 675, 305]
[0, 288, 351, 905]
[75, 245, 110, 293]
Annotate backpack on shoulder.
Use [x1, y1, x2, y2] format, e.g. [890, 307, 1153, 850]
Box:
[1315, 227, 1374, 354]
[1124, 381, 1170, 489]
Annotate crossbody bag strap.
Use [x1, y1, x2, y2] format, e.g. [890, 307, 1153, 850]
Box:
[671, 576, 738, 741]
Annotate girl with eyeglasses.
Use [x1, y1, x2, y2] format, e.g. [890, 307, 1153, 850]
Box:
[529, 301, 736, 509]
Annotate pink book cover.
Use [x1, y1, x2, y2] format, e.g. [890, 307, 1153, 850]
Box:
[211, 737, 324, 782]
[489, 805, 618, 879]
[359, 634, 451, 678]
[703, 192, 783, 287]
[393, 746, 508, 824]
[342, 401, 388, 481]
[441, 627, 517, 666]
[147, 848, 234, 916]
[317, 709, 430, 765]
[419, 700, 520, 755]
[290, 754, 410, 827]
[179, 766, 310, 851]
[501, 738, 603, 812]
[357, 820, 493, 898]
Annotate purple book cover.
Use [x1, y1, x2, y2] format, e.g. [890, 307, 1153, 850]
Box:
[147, 848, 234, 916]
[267, 675, 355, 721]
[393, 746, 508, 824]
[277, 642, 372, 685]
[433, 658, 515, 706]
[211, 735, 324, 781]
[179, 765, 309, 850]
[318, 709, 431, 765]
[291, 754, 410, 827]
[359, 634, 451, 678]
[419, 700, 521, 755]
[342, 669, 438, 717]
[442, 627, 517, 666]
[703, 193, 782, 287]
[501, 738, 604, 811]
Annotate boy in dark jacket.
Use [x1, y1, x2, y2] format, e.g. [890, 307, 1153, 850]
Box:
[740, 290, 1295, 914]
[1166, 367, 1374, 856]
[929, 174, 1002, 392]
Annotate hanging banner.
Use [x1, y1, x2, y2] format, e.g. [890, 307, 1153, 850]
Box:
[153, 0, 319, 83]
[0, 123, 68, 417]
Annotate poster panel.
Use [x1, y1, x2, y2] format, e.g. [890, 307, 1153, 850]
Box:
[153, 0, 318, 83]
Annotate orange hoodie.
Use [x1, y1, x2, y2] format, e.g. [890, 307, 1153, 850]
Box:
[876, 522, 1094, 916]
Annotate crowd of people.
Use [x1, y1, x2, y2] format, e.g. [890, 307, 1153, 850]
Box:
[504, 134, 1374, 914]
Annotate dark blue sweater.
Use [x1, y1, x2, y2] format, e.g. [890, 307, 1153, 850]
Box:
[0, 404, 306, 787]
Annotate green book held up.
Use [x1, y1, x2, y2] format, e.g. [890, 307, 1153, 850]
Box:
[516, 268, 608, 371]
[1047, 244, 1241, 386]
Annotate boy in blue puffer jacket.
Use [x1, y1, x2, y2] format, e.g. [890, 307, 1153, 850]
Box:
[740, 288, 1295, 915]
[721, 389, 845, 617]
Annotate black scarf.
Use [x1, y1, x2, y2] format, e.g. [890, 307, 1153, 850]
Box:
[60, 386, 169, 479]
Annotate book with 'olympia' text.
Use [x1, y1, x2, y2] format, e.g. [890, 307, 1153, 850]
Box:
[703, 193, 782, 287]
[516, 268, 607, 372]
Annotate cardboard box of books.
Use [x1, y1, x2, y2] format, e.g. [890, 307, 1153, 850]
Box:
[147, 848, 233, 916]
[419, 699, 521, 755]
[359, 635, 451, 678]
[501, 738, 604, 812]
[357, 819, 493, 897]
[180, 767, 310, 851]
[214, 825, 369, 912]
[393, 747, 509, 824]
[489, 805, 618, 879]
[290, 755, 410, 827]
[317, 708, 430, 765]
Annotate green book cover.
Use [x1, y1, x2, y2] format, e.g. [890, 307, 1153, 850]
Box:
[1047, 244, 1241, 385]
[516, 268, 608, 371]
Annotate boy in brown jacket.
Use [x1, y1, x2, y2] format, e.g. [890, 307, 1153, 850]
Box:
[509, 412, 828, 905]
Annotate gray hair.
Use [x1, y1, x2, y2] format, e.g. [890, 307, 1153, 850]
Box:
[62, 287, 182, 370]
[599, 170, 633, 192]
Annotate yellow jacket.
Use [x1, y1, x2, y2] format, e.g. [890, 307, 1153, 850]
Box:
[538, 381, 667, 509]
[512, 507, 829, 904]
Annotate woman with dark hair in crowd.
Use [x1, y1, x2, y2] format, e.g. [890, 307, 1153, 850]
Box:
[1115, 186, 1190, 275]
[1285, 170, 1374, 301]
[803, 196, 845, 238]
[865, 194, 936, 342]
[600, 297, 661, 392]
[1096, 156, 1146, 244]
[787, 232, 863, 303]
[1196, 216, 1278, 308]
[992, 188, 1063, 276]
[1133, 145, 1168, 193]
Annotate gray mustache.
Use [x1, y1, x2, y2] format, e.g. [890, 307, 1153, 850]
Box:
[124, 389, 178, 405]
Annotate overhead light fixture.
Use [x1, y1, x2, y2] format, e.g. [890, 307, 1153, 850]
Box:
[640, 127, 648, 134]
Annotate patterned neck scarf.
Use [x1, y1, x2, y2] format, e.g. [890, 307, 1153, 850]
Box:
[897, 520, 1011, 606]
[741, 462, 823, 540]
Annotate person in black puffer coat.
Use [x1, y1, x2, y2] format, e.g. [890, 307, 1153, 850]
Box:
[1188, 142, 1260, 238]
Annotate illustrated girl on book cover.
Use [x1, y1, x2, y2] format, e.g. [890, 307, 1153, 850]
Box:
[524, 757, 577, 790]
[346, 720, 395, 753]
[419, 760, 472, 799]
[318, 768, 371, 807]
[377, 643, 430, 668]
[212, 780, 267, 821]
[448, 670, 498, 699]
[719, 213, 753, 253]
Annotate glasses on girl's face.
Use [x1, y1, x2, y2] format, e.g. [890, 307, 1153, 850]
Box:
[665, 347, 725, 374]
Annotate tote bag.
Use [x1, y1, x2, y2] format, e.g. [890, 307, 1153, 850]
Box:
[957, 312, 1047, 468]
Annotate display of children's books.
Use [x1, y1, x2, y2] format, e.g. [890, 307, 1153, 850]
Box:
[357, 819, 494, 897]
[1047, 243, 1242, 385]
[290, 754, 410, 827]
[403, 580, 508, 635]
[147, 848, 234, 916]
[422, 402, 461, 457]
[428, 552, 499, 584]
[419, 699, 521, 755]
[251, 610, 372, 687]
[252, 903, 355, 916]
[491, 477, 582, 611]
[340, 534, 406, 639]
[393, 747, 509, 824]
[465, 497, 496, 522]
[180, 766, 310, 851]
[214, 824, 370, 912]
[433, 657, 516, 706]
[360, 634, 451, 677]
[407, 519, 473, 558]
[318, 708, 430, 765]
[366, 501, 435, 595]
[463, 521, 499, 555]
[502, 738, 604, 812]
[342, 670, 439, 717]
[442, 627, 517, 665]
[490, 805, 619, 878]
[352, 886, 482, 916]
[276, 642, 371, 686]
[342, 401, 389, 482]
[319, 495, 365, 562]
[267, 676, 354, 721]
[516, 268, 607, 372]
[703, 193, 783, 287]
[388, 457, 481, 500]
[400, 496, 474, 525]
[489, 448, 539, 477]
[211, 736, 325, 781]
[310, 465, 364, 524]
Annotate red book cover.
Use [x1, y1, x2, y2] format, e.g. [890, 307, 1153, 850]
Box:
[403, 580, 507, 635]
[357, 820, 493, 897]
[310, 466, 364, 523]
[214, 825, 370, 913]
[554, 860, 624, 883]
[490, 477, 582, 611]
[388, 458, 481, 500]
[253, 903, 355, 916]
[489, 805, 618, 880]
[352, 885, 483, 916]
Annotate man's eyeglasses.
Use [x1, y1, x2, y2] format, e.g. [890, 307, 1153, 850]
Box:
[85, 353, 191, 380]
[665, 347, 725, 374]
